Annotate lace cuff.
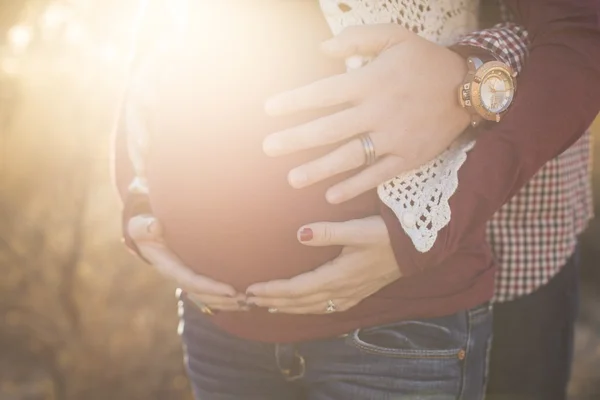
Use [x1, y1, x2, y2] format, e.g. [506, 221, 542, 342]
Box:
[377, 22, 529, 253]
[377, 137, 476, 253]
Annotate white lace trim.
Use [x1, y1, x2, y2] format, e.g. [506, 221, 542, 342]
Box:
[320, 0, 478, 252]
[319, 0, 479, 45]
[378, 137, 475, 252]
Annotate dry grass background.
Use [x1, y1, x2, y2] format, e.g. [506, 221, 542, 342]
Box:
[0, 2, 194, 399]
[0, 2, 598, 399]
[0, 59, 193, 400]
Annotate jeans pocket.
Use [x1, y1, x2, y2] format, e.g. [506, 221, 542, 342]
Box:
[348, 314, 466, 359]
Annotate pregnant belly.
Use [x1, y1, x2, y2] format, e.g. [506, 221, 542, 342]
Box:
[146, 1, 380, 290]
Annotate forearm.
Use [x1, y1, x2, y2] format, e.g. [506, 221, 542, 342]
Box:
[112, 97, 153, 256]
[378, 20, 531, 276]
[381, 0, 600, 274]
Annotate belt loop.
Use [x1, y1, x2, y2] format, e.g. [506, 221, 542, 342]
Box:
[275, 344, 305, 381]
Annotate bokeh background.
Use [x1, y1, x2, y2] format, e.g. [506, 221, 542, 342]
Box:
[0, 1, 598, 399]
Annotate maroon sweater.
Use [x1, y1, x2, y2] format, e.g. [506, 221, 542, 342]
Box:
[113, 0, 600, 342]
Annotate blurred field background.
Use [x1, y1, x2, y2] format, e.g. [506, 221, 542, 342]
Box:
[0, 1, 598, 399]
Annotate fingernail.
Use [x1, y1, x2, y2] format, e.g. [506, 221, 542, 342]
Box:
[326, 190, 342, 204]
[288, 170, 308, 187]
[262, 138, 279, 155]
[345, 55, 365, 70]
[299, 227, 313, 242]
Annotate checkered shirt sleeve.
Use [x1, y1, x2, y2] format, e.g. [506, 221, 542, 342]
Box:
[448, 14, 593, 303]
[488, 132, 594, 302]
[455, 22, 529, 73]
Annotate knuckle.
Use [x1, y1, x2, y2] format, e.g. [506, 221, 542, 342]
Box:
[264, 282, 288, 297]
[318, 127, 338, 144]
[328, 149, 349, 171]
[312, 159, 338, 182]
[287, 286, 305, 297]
[321, 224, 335, 243]
[284, 92, 303, 111]
[261, 282, 276, 297]
[349, 143, 367, 168]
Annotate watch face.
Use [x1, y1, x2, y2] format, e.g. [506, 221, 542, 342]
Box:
[479, 69, 515, 114]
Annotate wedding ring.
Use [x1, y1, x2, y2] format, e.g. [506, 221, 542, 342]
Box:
[268, 307, 279, 314]
[359, 133, 377, 166]
[325, 300, 337, 314]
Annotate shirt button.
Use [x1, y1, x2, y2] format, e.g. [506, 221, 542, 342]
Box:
[402, 212, 416, 228]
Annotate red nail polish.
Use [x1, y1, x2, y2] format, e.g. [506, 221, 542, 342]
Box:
[299, 228, 313, 242]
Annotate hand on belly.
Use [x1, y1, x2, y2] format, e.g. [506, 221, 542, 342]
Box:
[144, 1, 380, 288]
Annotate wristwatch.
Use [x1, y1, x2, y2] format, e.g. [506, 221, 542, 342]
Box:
[459, 56, 517, 127]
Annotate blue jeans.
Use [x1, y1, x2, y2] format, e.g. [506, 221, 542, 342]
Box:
[179, 295, 493, 400]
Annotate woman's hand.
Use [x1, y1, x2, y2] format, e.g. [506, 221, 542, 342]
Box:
[263, 24, 470, 204]
[245, 216, 401, 314]
[128, 215, 248, 312]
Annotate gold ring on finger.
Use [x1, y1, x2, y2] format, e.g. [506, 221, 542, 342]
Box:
[325, 299, 337, 314]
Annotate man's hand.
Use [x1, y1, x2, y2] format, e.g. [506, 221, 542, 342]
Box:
[263, 24, 470, 204]
[244, 216, 401, 314]
[128, 215, 247, 311]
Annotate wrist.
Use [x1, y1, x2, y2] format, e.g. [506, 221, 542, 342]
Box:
[449, 44, 498, 63]
[456, 54, 517, 127]
[446, 49, 473, 132]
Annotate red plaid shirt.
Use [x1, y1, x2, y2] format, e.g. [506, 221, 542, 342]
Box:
[456, 21, 593, 302]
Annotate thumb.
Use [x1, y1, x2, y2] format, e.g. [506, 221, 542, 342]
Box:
[128, 214, 163, 243]
[297, 216, 389, 247]
[321, 24, 410, 58]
